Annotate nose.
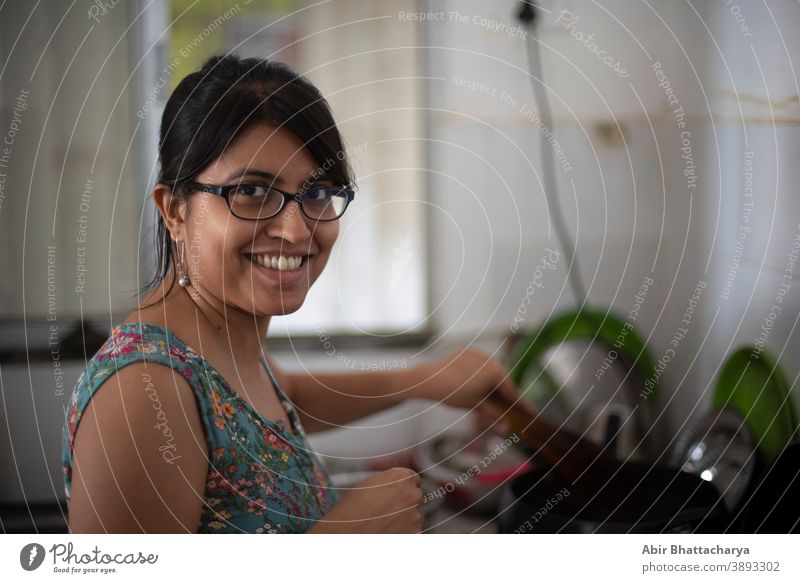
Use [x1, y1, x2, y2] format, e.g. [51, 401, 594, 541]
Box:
[266, 199, 312, 243]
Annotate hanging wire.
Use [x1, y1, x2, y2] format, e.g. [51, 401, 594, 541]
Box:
[519, 2, 588, 306]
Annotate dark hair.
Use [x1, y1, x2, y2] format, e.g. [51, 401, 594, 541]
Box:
[139, 54, 355, 305]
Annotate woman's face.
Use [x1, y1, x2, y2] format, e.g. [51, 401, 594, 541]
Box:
[176, 123, 340, 316]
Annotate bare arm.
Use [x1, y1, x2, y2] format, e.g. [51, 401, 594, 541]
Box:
[284, 366, 424, 433]
[67, 362, 209, 533]
[280, 347, 530, 435]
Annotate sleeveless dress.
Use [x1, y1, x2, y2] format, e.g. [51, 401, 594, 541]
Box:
[61, 321, 341, 533]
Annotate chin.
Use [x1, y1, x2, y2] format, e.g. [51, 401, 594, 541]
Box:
[254, 296, 306, 316]
[269, 302, 304, 316]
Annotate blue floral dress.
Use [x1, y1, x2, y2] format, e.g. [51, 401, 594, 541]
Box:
[62, 321, 341, 533]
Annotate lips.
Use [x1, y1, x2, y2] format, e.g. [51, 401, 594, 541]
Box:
[245, 253, 310, 271]
[245, 252, 311, 285]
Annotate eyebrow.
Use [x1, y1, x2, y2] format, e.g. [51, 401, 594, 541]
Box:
[225, 169, 282, 183]
[224, 168, 331, 185]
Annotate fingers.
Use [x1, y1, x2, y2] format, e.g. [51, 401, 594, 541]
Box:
[388, 466, 421, 488]
[395, 468, 424, 532]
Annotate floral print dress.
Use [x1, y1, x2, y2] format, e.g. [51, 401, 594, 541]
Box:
[62, 321, 341, 533]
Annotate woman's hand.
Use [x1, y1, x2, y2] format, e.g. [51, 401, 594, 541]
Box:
[309, 468, 424, 533]
[410, 347, 536, 436]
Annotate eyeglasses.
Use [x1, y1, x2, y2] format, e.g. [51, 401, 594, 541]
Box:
[182, 181, 355, 221]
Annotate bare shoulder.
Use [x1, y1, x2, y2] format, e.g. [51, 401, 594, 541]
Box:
[68, 361, 208, 533]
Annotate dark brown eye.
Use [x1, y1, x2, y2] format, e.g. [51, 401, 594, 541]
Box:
[302, 187, 351, 219]
[232, 184, 268, 198]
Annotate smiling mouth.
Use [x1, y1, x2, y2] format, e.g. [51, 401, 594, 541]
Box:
[245, 253, 310, 272]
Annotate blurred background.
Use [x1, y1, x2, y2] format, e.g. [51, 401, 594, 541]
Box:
[1, 0, 799, 533]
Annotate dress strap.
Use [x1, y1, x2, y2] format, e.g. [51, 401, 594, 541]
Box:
[259, 352, 285, 396]
[256, 351, 333, 480]
[259, 352, 304, 435]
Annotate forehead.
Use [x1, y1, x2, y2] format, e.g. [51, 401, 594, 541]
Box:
[200, 123, 321, 185]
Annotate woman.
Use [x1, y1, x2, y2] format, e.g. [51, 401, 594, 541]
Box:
[62, 54, 528, 533]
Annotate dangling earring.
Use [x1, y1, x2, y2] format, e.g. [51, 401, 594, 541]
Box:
[176, 238, 190, 288]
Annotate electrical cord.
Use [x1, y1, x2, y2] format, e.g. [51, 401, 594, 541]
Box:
[517, 1, 588, 306]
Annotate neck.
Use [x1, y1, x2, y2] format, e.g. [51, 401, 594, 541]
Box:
[142, 275, 272, 365]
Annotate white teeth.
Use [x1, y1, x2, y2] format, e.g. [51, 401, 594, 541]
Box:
[249, 253, 304, 271]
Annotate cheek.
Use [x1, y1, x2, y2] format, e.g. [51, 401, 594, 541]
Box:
[186, 218, 248, 285]
[317, 223, 339, 253]
[186, 238, 222, 287]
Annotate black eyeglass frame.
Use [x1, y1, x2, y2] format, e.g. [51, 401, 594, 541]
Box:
[180, 180, 356, 222]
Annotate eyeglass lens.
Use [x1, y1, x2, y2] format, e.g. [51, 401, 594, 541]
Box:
[229, 185, 348, 220]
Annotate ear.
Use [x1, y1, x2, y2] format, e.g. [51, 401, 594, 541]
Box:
[152, 183, 188, 242]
